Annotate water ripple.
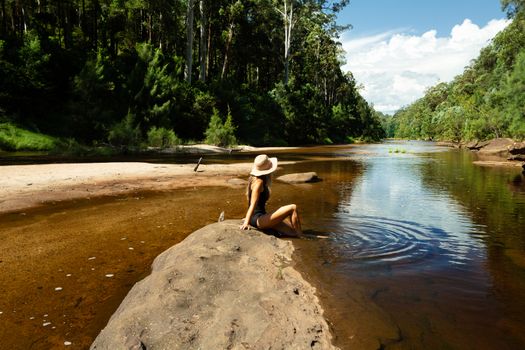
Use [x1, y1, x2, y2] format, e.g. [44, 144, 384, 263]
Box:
[323, 215, 470, 269]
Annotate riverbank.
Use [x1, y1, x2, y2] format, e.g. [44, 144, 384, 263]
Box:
[0, 143, 351, 214]
[0, 161, 251, 214]
[91, 221, 338, 349]
[437, 138, 525, 169]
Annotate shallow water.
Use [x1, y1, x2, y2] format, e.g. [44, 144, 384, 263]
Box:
[1, 141, 525, 349]
[293, 141, 525, 349]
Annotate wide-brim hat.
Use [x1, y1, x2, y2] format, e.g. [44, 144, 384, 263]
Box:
[250, 154, 278, 176]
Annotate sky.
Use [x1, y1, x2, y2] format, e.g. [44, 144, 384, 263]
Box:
[337, 0, 510, 114]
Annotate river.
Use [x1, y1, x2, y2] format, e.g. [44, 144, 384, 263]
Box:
[1, 141, 524, 349]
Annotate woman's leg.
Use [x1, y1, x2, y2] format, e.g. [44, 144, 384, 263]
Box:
[290, 207, 302, 234]
[273, 221, 300, 237]
[257, 204, 303, 235]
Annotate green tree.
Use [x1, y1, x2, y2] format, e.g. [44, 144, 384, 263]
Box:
[204, 108, 237, 146]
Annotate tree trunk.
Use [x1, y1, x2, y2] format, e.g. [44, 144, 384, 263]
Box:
[80, 0, 85, 32]
[277, 0, 294, 85]
[21, 5, 26, 34]
[185, 0, 195, 84]
[1, 0, 6, 36]
[93, 0, 99, 49]
[206, 20, 212, 76]
[148, 13, 152, 43]
[159, 11, 163, 49]
[199, 0, 207, 82]
[221, 22, 234, 80]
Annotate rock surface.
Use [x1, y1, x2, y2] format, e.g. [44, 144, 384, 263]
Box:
[91, 221, 337, 350]
[277, 172, 320, 184]
[464, 140, 491, 150]
[477, 138, 515, 156]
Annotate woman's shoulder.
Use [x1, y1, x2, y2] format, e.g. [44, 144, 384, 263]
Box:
[251, 177, 264, 190]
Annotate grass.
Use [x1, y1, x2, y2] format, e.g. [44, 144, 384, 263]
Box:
[388, 148, 407, 154]
[0, 123, 59, 151]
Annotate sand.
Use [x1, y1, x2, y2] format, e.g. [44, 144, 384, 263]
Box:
[0, 161, 256, 214]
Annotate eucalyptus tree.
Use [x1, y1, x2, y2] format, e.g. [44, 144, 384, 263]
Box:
[185, 0, 195, 83]
[199, 0, 208, 82]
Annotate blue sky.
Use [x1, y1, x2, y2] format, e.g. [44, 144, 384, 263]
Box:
[336, 0, 509, 114]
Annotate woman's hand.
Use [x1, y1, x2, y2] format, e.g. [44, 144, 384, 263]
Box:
[240, 220, 250, 230]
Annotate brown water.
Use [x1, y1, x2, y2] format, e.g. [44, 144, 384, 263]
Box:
[1, 141, 525, 349]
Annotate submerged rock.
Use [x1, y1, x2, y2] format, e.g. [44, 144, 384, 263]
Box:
[91, 221, 337, 350]
[226, 178, 247, 186]
[277, 172, 320, 184]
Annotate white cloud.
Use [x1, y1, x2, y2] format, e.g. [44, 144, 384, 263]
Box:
[341, 19, 510, 114]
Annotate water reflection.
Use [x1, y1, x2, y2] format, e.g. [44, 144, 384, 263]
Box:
[294, 141, 525, 349]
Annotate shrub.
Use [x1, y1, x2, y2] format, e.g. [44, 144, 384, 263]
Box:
[108, 113, 142, 149]
[147, 126, 181, 148]
[204, 108, 237, 147]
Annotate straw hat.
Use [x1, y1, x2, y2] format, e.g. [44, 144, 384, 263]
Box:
[250, 154, 278, 176]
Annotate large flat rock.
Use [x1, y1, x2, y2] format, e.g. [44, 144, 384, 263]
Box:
[91, 221, 337, 350]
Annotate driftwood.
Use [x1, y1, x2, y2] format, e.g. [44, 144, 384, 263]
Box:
[193, 157, 203, 172]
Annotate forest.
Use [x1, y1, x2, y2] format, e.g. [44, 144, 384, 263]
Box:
[0, 0, 385, 152]
[386, 0, 525, 142]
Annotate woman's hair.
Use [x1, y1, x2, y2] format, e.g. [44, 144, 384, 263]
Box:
[246, 174, 271, 203]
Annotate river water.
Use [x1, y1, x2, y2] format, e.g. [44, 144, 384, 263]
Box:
[1, 141, 524, 349]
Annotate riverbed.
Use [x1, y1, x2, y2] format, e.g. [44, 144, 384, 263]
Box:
[1, 141, 524, 349]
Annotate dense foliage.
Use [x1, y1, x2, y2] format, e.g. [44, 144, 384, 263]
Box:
[0, 0, 384, 150]
[388, 0, 525, 142]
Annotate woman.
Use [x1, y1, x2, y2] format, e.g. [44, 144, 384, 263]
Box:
[240, 154, 303, 237]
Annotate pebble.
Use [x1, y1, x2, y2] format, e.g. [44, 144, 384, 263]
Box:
[121, 237, 127, 240]
[66, 274, 72, 277]
[0, 311, 3, 315]
[43, 322, 51, 327]
[105, 274, 114, 278]
[128, 247, 134, 250]
[88, 257, 96, 260]
[91, 268, 95, 271]
[44, 314, 48, 317]
[64, 341, 72, 346]
[30, 316, 35, 320]
[55, 287, 63, 291]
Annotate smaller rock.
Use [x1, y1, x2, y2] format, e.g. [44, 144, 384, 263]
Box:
[277, 172, 320, 184]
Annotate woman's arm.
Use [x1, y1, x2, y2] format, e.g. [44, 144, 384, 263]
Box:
[240, 179, 262, 230]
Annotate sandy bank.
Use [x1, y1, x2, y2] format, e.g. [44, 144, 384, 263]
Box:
[91, 221, 338, 349]
[0, 161, 255, 214]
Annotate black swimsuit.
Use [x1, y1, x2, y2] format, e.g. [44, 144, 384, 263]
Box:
[249, 181, 269, 228]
